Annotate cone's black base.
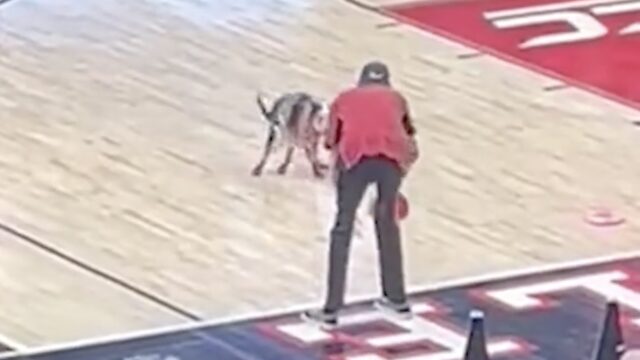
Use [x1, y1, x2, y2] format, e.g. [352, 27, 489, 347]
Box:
[465, 310, 491, 360]
[593, 301, 625, 360]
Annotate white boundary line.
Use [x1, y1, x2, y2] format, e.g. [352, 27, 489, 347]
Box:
[1, 250, 640, 359]
[483, 0, 623, 20]
[0, 334, 27, 353]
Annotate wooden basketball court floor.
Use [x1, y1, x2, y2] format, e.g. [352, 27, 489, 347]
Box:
[1, 0, 640, 352]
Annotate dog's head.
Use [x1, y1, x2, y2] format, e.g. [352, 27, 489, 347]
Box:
[310, 100, 329, 134]
[256, 92, 329, 138]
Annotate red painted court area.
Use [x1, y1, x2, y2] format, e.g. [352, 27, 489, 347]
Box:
[384, 0, 640, 110]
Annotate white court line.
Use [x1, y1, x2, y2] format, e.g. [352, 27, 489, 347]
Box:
[1, 249, 640, 359]
[591, 0, 640, 14]
[483, 0, 623, 19]
[0, 333, 27, 353]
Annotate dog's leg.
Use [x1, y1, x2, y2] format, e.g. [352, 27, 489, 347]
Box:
[314, 142, 329, 171]
[252, 127, 276, 176]
[305, 134, 330, 178]
[304, 142, 325, 179]
[277, 146, 294, 175]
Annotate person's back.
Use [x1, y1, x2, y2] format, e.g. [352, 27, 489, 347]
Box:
[329, 84, 414, 170]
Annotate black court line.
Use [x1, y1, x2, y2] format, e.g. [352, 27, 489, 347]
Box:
[342, 0, 379, 12]
[457, 52, 483, 59]
[0, 0, 17, 7]
[0, 222, 201, 321]
[544, 83, 570, 92]
[376, 22, 400, 29]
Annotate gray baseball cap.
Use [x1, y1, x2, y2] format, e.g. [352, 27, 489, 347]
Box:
[358, 61, 391, 86]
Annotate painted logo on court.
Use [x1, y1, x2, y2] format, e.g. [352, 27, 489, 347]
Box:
[7, 258, 640, 360]
[258, 265, 640, 359]
[265, 302, 523, 359]
[385, 0, 640, 109]
[484, 0, 640, 48]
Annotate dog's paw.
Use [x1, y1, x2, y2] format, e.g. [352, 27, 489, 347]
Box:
[277, 164, 288, 175]
[251, 166, 263, 176]
[312, 168, 326, 179]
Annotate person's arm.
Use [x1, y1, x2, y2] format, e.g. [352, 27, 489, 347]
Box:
[398, 94, 418, 175]
[399, 95, 416, 136]
[324, 95, 342, 149]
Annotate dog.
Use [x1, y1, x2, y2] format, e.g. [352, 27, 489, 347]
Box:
[251, 91, 329, 178]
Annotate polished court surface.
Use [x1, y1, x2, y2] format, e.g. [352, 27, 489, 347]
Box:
[0, 0, 640, 357]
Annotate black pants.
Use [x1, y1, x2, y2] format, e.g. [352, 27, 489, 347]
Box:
[324, 155, 407, 312]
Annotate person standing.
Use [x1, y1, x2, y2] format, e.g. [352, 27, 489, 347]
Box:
[302, 61, 419, 327]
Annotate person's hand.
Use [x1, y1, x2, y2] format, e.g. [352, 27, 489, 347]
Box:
[400, 136, 418, 176]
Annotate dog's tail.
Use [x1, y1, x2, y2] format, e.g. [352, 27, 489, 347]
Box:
[256, 93, 273, 121]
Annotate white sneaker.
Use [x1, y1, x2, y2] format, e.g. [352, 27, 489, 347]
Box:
[373, 298, 412, 320]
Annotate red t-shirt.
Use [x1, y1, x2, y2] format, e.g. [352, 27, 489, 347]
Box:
[325, 85, 418, 172]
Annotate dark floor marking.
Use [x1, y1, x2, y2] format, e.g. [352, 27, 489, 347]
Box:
[0, 222, 201, 321]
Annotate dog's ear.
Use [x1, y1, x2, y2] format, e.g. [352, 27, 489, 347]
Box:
[319, 102, 330, 117]
[311, 103, 330, 133]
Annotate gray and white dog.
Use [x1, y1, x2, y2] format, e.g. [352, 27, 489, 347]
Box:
[252, 92, 329, 178]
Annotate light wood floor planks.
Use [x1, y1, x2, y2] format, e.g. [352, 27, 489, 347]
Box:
[0, 227, 181, 346]
[1, 0, 640, 346]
